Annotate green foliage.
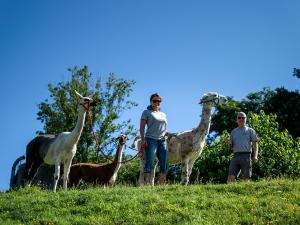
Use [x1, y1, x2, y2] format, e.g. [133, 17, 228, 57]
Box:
[240, 87, 276, 113]
[1, 179, 300, 224]
[294, 67, 300, 79]
[36, 66, 138, 163]
[193, 112, 300, 183]
[263, 87, 300, 137]
[249, 111, 300, 178]
[116, 158, 140, 186]
[191, 132, 232, 183]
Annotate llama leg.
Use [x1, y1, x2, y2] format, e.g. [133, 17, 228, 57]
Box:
[150, 159, 158, 186]
[24, 159, 33, 181]
[63, 160, 72, 190]
[139, 158, 146, 186]
[186, 159, 196, 185]
[53, 159, 61, 192]
[27, 159, 43, 185]
[181, 158, 189, 185]
[25, 150, 43, 182]
[68, 166, 80, 187]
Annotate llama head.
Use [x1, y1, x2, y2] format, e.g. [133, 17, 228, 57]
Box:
[117, 134, 128, 145]
[199, 92, 227, 106]
[75, 90, 97, 110]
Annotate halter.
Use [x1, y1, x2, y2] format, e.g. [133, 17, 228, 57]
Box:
[80, 101, 92, 111]
[199, 94, 221, 105]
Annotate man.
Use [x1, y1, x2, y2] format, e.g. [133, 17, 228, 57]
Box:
[227, 112, 259, 182]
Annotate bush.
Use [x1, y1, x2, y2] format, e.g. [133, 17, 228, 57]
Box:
[249, 111, 300, 179]
[191, 132, 231, 183]
[116, 157, 140, 186]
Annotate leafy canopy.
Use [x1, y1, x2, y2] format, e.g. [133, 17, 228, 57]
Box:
[36, 66, 138, 163]
[211, 85, 300, 137]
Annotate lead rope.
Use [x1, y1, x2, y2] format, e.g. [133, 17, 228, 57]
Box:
[87, 111, 114, 162]
[87, 111, 143, 164]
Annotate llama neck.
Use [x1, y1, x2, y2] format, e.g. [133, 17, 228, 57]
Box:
[195, 103, 213, 137]
[114, 143, 124, 163]
[69, 106, 87, 145]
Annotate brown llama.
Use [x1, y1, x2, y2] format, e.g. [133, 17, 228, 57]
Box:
[68, 134, 127, 187]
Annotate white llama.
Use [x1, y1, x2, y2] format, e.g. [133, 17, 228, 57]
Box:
[24, 90, 96, 192]
[133, 92, 227, 185]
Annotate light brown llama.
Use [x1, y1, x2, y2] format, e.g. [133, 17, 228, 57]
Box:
[68, 134, 127, 187]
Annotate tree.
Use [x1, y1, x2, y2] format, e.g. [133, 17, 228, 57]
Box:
[293, 68, 300, 79]
[211, 86, 300, 137]
[263, 87, 300, 137]
[37, 66, 138, 163]
[240, 87, 275, 113]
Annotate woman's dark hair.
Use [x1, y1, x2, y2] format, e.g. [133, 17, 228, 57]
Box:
[150, 93, 162, 102]
[147, 93, 162, 110]
[147, 105, 153, 110]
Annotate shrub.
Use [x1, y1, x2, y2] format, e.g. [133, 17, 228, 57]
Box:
[249, 111, 300, 179]
[191, 132, 231, 183]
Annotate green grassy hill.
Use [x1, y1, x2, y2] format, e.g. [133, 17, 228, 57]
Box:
[1, 179, 299, 225]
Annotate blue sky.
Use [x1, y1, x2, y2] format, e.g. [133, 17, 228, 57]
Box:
[1, 0, 299, 191]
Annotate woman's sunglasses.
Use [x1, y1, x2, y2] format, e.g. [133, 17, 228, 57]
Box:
[238, 117, 246, 120]
[152, 100, 161, 103]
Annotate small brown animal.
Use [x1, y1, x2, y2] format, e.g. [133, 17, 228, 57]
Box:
[69, 134, 127, 186]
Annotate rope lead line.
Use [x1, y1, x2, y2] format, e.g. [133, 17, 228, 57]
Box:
[87, 112, 142, 164]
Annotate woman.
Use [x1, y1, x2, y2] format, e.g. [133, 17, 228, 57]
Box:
[140, 93, 168, 185]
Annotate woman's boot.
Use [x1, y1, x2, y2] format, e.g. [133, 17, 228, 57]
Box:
[158, 173, 166, 185]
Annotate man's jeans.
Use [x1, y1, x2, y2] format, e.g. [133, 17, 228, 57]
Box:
[144, 137, 168, 174]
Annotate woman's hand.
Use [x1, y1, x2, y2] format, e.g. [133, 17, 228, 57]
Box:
[141, 137, 147, 148]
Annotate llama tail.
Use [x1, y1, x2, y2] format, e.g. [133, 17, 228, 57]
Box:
[10, 155, 25, 188]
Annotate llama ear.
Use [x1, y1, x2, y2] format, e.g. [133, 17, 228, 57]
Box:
[88, 93, 95, 99]
[75, 90, 84, 98]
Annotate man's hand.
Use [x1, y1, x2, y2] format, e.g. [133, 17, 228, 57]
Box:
[252, 156, 258, 164]
[252, 141, 259, 164]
